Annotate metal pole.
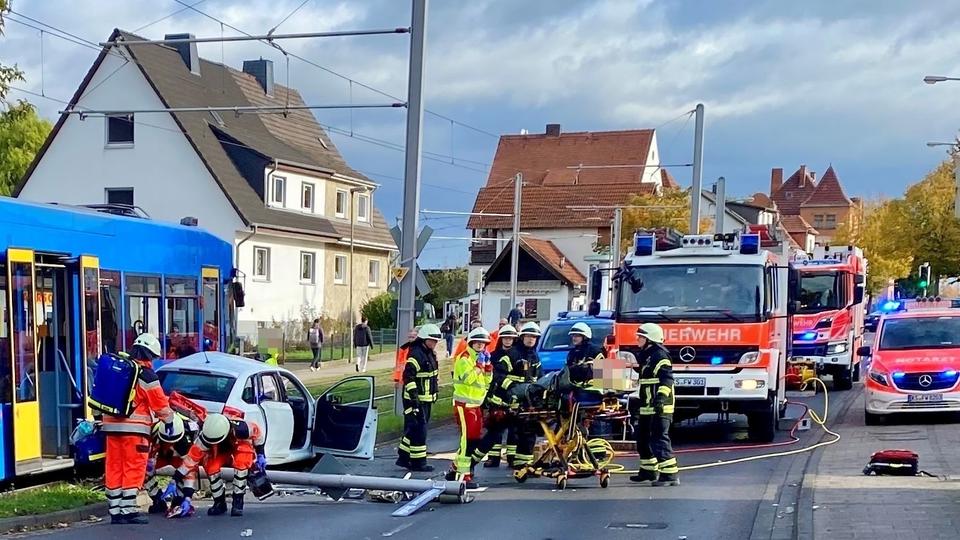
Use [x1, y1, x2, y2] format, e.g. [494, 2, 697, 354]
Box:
[349, 191, 357, 364]
[690, 103, 705, 234]
[714, 176, 726, 234]
[394, 0, 428, 417]
[509, 173, 522, 307]
[954, 151, 960, 219]
[609, 207, 622, 309]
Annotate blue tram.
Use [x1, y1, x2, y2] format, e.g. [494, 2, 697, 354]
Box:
[0, 197, 236, 481]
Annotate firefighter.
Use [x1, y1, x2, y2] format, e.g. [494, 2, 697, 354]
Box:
[451, 319, 483, 359]
[175, 413, 266, 517]
[445, 327, 493, 488]
[628, 322, 678, 486]
[396, 324, 441, 472]
[483, 318, 511, 465]
[144, 414, 197, 518]
[566, 322, 605, 393]
[102, 333, 175, 525]
[472, 324, 529, 468]
[511, 321, 543, 468]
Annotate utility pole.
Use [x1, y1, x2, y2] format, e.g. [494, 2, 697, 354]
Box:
[348, 187, 367, 362]
[713, 176, 726, 234]
[954, 151, 960, 219]
[394, 0, 427, 416]
[609, 207, 622, 309]
[689, 103, 705, 234]
[509, 172, 523, 307]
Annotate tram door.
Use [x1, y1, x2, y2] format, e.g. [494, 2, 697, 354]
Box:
[5, 249, 42, 474]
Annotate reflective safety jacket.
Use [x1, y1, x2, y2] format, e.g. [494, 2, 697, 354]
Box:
[452, 346, 492, 407]
[402, 340, 439, 405]
[487, 344, 540, 409]
[177, 420, 265, 478]
[566, 341, 605, 388]
[101, 361, 174, 436]
[632, 344, 675, 415]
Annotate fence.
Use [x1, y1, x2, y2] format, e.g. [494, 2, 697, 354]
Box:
[238, 327, 398, 363]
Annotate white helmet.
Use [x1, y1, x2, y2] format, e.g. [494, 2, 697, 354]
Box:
[568, 322, 592, 340]
[519, 322, 542, 337]
[417, 323, 443, 341]
[201, 413, 231, 445]
[637, 322, 665, 344]
[467, 327, 491, 344]
[153, 414, 185, 443]
[498, 325, 518, 338]
[132, 333, 162, 358]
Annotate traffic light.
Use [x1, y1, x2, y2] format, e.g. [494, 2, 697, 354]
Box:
[919, 279, 928, 288]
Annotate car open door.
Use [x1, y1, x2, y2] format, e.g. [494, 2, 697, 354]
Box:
[312, 376, 377, 459]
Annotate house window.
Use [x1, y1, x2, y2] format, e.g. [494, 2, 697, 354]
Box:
[300, 251, 315, 283]
[825, 214, 837, 229]
[368, 259, 380, 287]
[270, 176, 286, 206]
[253, 246, 271, 280]
[301, 183, 314, 211]
[105, 188, 134, 205]
[106, 114, 134, 146]
[335, 189, 347, 218]
[813, 214, 824, 228]
[334, 255, 347, 284]
[357, 193, 370, 222]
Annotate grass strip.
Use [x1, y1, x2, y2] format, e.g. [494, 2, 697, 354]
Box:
[0, 483, 104, 518]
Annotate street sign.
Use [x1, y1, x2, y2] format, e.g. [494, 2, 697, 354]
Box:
[388, 224, 433, 296]
[392, 267, 409, 283]
[415, 267, 432, 296]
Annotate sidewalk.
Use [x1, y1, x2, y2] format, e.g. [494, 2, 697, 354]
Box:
[284, 338, 462, 385]
[807, 391, 960, 539]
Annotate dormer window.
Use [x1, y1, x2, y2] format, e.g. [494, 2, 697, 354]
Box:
[335, 189, 347, 218]
[270, 176, 286, 207]
[357, 193, 370, 222]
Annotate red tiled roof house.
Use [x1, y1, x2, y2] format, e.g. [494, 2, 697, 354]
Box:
[769, 165, 860, 244]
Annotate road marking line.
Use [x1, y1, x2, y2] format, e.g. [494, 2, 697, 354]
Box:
[383, 522, 414, 537]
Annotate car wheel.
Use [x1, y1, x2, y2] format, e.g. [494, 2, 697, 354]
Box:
[864, 410, 885, 426]
[834, 368, 854, 391]
[747, 398, 777, 442]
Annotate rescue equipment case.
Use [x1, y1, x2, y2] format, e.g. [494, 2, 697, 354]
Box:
[88, 353, 141, 417]
[862, 449, 919, 476]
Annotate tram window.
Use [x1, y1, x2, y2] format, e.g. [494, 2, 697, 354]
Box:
[126, 296, 161, 351]
[83, 268, 101, 362]
[100, 271, 121, 354]
[125, 275, 160, 295]
[0, 266, 10, 405]
[166, 298, 198, 358]
[11, 262, 37, 402]
[202, 275, 219, 351]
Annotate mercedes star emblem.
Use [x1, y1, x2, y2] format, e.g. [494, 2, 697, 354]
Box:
[918, 374, 933, 388]
[679, 346, 697, 363]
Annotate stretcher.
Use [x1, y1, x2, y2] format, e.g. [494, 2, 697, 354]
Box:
[511, 390, 625, 490]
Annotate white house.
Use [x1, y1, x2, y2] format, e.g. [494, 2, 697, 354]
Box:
[15, 29, 395, 338]
[465, 124, 674, 327]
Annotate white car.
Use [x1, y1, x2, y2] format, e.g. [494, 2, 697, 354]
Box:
[157, 352, 377, 465]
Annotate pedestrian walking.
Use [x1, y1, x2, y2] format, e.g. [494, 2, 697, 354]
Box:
[627, 323, 678, 486]
[396, 324, 442, 472]
[441, 314, 457, 357]
[353, 317, 374, 373]
[308, 319, 324, 371]
[508, 303, 523, 327]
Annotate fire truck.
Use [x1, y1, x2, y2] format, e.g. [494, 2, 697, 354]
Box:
[788, 246, 867, 390]
[607, 226, 798, 442]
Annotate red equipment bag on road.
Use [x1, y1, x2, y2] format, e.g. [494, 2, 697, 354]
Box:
[862, 449, 919, 476]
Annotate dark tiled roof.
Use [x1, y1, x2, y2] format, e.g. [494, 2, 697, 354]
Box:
[771, 166, 816, 215]
[467, 183, 658, 229]
[802, 165, 851, 207]
[521, 238, 586, 286]
[660, 168, 680, 189]
[780, 214, 819, 235]
[748, 192, 776, 210]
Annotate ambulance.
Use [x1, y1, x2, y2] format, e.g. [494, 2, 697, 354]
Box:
[789, 246, 867, 390]
[608, 227, 798, 442]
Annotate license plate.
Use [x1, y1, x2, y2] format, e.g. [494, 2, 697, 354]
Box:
[907, 394, 943, 403]
[675, 377, 706, 387]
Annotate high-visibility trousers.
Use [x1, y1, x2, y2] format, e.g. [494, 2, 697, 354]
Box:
[204, 440, 256, 499]
[105, 434, 150, 518]
[453, 401, 483, 474]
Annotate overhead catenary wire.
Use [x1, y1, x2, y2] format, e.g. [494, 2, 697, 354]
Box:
[100, 27, 410, 47]
[60, 103, 405, 116]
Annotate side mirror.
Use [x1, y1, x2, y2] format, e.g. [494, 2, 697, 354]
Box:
[853, 285, 865, 306]
[787, 267, 801, 302]
[857, 346, 871, 357]
[787, 300, 800, 316]
[590, 268, 603, 302]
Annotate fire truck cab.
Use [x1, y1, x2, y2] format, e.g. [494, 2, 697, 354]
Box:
[789, 246, 868, 390]
[610, 227, 797, 442]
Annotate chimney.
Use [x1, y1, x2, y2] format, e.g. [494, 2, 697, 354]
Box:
[810, 171, 817, 183]
[770, 168, 783, 195]
[545, 123, 562, 137]
[164, 33, 200, 76]
[243, 58, 274, 96]
[798, 165, 807, 187]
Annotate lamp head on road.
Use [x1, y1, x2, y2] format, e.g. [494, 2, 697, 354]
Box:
[924, 75, 949, 84]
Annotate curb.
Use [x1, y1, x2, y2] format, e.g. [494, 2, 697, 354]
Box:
[0, 501, 108, 534]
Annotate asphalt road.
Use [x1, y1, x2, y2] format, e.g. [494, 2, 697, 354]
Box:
[20, 383, 861, 540]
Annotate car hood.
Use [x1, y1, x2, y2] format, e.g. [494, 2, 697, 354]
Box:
[873, 348, 960, 373]
[537, 349, 569, 371]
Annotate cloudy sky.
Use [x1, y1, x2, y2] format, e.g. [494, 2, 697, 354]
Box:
[6, 0, 960, 267]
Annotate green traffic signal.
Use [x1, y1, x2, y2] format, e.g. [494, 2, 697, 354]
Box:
[919, 280, 928, 288]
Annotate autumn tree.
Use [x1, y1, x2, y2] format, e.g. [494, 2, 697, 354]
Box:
[833, 199, 913, 294]
[0, 103, 51, 195]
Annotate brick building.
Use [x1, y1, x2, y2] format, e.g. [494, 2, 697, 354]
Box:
[769, 165, 861, 244]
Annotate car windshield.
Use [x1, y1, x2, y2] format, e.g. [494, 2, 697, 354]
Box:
[617, 264, 763, 321]
[158, 370, 236, 402]
[541, 322, 613, 350]
[798, 271, 845, 313]
[878, 316, 960, 350]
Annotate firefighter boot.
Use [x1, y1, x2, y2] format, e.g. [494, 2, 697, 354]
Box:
[483, 456, 501, 468]
[147, 495, 167, 514]
[230, 494, 245, 517]
[207, 495, 228, 516]
[123, 513, 150, 525]
[629, 470, 658, 484]
[652, 473, 680, 487]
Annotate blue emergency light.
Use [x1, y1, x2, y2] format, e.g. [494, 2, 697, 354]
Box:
[635, 234, 655, 256]
[801, 331, 817, 340]
[710, 356, 724, 365]
[740, 233, 760, 255]
[892, 372, 906, 379]
[946, 370, 958, 377]
[881, 301, 901, 312]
